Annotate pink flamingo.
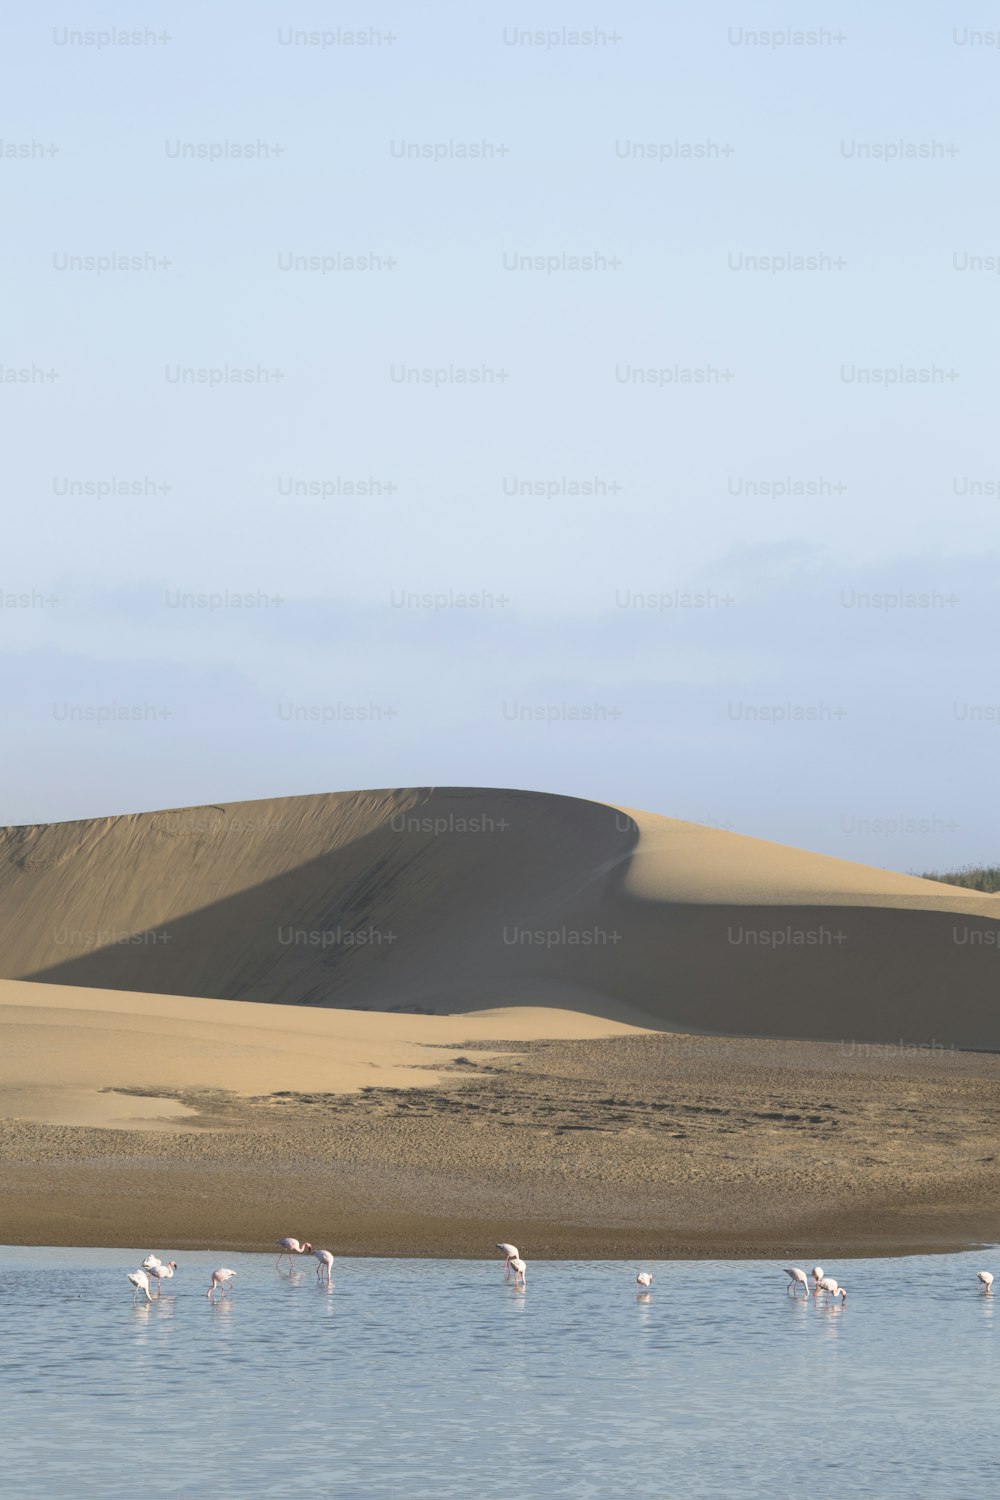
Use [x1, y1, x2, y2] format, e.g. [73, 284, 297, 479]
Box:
[784, 1267, 810, 1295]
[636, 1272, 653, 1291]
[276, 1237, 313, 1269]
[496, 1243, 519, 1278]
[510, 1257, 527, 1287]
[817, 1276, 847, 1303]
[312, 1249, 334, 1284]
[206, 1268, 237, 1299]
[127, 1269, 151, 1303]
[147, 1260, 178, 1295]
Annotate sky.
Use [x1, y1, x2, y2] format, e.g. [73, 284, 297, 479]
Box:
[2, 1, 998, 871]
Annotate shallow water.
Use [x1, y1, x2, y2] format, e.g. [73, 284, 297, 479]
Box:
[0, 1246, 996, 1498]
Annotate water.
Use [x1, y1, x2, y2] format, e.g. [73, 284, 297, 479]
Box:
[0, 1246, 996, 1498]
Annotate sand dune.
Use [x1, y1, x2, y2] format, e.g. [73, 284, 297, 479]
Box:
[4, 788, 998, 1255]
[1, 787, 998, 1047]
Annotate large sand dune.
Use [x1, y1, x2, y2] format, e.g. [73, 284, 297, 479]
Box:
[1, 787, 998, 1047]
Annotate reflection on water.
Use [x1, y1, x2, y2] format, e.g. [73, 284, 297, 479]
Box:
[0, 1247, 997, 1498]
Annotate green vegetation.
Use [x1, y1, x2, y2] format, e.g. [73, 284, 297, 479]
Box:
[918, 866, 1000, 893]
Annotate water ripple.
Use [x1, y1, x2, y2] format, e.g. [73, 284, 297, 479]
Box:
[0, 1247, 996, 1497]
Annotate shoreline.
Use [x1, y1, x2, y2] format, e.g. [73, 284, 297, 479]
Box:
[2, 1226, 999, 1262]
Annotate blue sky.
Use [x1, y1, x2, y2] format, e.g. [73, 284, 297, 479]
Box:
[3, 1, 998, 870]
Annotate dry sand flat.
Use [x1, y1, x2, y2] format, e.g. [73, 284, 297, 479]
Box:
[1, 978, 998, 1256]
[1, 787, 999, 1046]
[0, 978, 640, 1111]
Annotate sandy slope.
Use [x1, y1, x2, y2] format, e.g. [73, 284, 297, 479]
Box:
[0, 978, 640, 1124]
[1, 787, 998, 1046]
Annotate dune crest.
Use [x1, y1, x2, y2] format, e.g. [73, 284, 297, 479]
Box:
[1, 787, 997, 1047]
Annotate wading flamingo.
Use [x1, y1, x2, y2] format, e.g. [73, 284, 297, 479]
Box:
[128, 1270, 152, 1303]
[510, 1257, 527, 1287]
[312, 1249, 334, 1284]
[206, 1268, 237, 1299]
[784, 1267, 810, 1294]
[817, 1276, 846, 1303]
[141, 1254, 162, 1273]
[276, 1238, 313, 1269]
[810, 1266, 824, 1288]
[978, 1271, 993, 1292]
[496, 1243, 519, 1278]
[147, 1260, 177, 1295]
[637, 1272, 653, 1291]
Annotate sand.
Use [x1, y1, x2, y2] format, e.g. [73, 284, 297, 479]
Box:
[1, 787, 999, 1047]
[2, 788, 999, 1257]
[2, 978, 998, 1258]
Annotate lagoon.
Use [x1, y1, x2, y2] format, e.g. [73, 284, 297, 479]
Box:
[0, 1247, 996, 1498]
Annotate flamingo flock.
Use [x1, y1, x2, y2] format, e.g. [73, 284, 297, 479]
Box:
[129, 1255, 178, 1300]
[127, 1239, 338, 1301]
[784, 1265, 846, 1301]
[124, 1241, 995, 1306]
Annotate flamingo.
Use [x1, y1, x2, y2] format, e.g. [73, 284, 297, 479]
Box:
[206, 1268, 237, 1299]
[636, 1272, 653, 1291]
[312, 1249, 334, 1284]
[496, 1243, 519, 1278]
[810, 1265, 824, 1288]
[510, 1257, 527, 1287]
[784, 1267, 810, 1295]
[977, 1271, 993, 1292]
[147, 1261, 177, 1295]
[127, 1269, 152, 1303]
[276, 1237, 313, 1269]
[141, 1254, 162, 1273]
[817, 1276, 846, 1303]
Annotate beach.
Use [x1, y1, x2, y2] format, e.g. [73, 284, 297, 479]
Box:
[2, 978, 998, 1257]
